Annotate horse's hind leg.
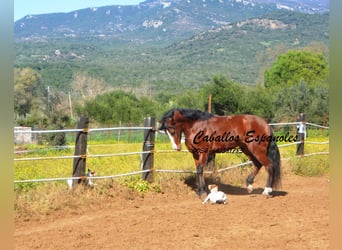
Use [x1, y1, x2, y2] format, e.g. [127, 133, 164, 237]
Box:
[262, 166, 274, 196]
[263, 142, 282, 196]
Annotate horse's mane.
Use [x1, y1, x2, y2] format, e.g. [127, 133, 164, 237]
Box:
[161, 108, 214, 122]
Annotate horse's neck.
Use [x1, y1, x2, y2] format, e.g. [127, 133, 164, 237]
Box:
[179, 121, 194, 138]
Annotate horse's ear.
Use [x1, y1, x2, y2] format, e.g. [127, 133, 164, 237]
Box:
[172, 110, 183, 122]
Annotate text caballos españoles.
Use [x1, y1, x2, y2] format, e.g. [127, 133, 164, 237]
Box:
[193, 130, 298, 145]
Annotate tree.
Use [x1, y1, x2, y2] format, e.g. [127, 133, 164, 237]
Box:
[71, 72, 112, 105]
[14, 67, 45, 118]
[76, 90, 143, 124]
[239, 86, 274, 121]
[202, 75, 245, 115]
[43, 113, 71, 146]
[264, 50, 328, 88]
[307, 81, 329, 124]
[174, 89, 206, 110]
[272, 81, 314, 122]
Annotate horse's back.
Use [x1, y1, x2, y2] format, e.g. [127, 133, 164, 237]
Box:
[211, 114, 270, 133]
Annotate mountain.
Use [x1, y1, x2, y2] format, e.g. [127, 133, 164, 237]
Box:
[14, 10, 329, 94]
[14, 0, 328, 43]
[251, 0, 329, 13]
[165, 11, 329, 86]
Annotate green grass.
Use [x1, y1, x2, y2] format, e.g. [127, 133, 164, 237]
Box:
[14, 132, 329, 186]
[291, 156, 329, 176]
[14, 133, 329, 217]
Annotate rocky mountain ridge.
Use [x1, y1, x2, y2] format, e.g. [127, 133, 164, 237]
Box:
[15, 0, 329, 43]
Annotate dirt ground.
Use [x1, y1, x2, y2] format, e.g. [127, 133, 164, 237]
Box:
[14, 173, 329, 250]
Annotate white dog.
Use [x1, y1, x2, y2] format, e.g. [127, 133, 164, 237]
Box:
[202, 184, 227, 204]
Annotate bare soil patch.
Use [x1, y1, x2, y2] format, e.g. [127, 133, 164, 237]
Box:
[14, 174, 329, 249]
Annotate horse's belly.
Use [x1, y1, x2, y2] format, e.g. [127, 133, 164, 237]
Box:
[211, 142, 239, 153]
[186, 140, 239, 153]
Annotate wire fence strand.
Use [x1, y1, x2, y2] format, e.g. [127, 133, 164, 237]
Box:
[14, 121, 329, 184]
[14, 170, 151, 184]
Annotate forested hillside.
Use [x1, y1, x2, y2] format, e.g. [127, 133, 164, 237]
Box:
[15, 11, 328, 94]
[14, 4, 329, 136]
[14, 0, 280, 41]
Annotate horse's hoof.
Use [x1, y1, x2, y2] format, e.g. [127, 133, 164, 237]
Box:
[262, 187, 273, 196]
[199, 192, 208, 201]
[247, 184, 253, 194]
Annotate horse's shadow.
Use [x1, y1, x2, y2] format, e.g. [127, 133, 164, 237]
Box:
[184, 175, 287, 197]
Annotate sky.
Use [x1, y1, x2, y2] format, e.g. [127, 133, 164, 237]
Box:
[14, 0, 144, 21]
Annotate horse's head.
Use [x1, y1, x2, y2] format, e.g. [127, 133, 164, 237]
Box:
[159, 109, 184, 151]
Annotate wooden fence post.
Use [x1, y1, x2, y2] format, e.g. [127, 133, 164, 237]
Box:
[322, 113, 327, 136]
[296, 113, 305, 156]
[72, 117, 89, 187]
[142, 117, 155, 181]
[206, 104, 215, 171]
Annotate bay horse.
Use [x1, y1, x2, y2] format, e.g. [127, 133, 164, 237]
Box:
[159, 108, 281, 197]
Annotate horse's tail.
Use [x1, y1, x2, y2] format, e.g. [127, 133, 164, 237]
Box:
[267, 129, 282, 189]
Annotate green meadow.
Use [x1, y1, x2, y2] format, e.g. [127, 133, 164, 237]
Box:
[14, 129, 328, 217]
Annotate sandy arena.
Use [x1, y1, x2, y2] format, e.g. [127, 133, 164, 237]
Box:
[14, 174, 329, 249]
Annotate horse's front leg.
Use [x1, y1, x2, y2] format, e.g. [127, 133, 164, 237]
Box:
[196, 153, 209, 197]
[197, 163, 206, 196]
